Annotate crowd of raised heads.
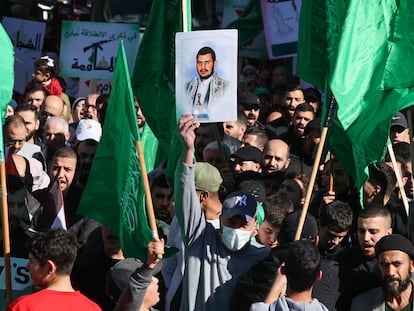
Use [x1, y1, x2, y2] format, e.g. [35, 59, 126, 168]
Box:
[4, 55, 414, 311]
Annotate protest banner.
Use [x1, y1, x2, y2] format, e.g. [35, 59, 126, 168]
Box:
[60, 21, 140, 79]
[261, 0, 302, 59]
[2, 17, 46, 94]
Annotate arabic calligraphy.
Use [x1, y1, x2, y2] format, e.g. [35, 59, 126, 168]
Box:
[61, 21, 140, 78]
[71, 38, 115, 72]
[71, 56, 115, 72]
[64, 28, 138, 42]
[15, 31, 42, 51]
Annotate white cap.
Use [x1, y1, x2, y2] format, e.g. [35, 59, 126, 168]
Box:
[76, 119, 102, 142]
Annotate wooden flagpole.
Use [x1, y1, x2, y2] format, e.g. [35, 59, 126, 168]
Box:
[136, 141, 158, 239]
[294, 97, 337, 241]
[387, 144, 410, 216]
[1, 160, 12, 302]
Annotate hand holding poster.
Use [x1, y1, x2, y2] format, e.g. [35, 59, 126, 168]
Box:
[175, 29, 238, 123]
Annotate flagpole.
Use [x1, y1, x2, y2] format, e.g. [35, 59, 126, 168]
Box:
[1, 161, 12, 302]
[294, 97, 336, 241]
[136, 141, 158, 239]
[387, 144, 410, 216]
[407, 110, 414, 193]
[182, 0, 190, 32]
[328, 154, 334, 192]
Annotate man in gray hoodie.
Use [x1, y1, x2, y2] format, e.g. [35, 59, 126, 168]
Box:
[175, 114, 269, 310]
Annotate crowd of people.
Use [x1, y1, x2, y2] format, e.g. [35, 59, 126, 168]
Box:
[3, 51, 414, 311]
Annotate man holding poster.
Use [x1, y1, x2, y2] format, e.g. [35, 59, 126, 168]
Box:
[185, 46, 229, 121]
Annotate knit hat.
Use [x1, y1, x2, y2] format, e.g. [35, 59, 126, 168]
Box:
[375, 234, 414, 258]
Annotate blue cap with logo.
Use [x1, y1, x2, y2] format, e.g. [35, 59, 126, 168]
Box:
[222, 191, 258, 223]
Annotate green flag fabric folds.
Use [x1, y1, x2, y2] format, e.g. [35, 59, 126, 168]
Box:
[78, 42, 152, 260]
[298, 0, 414, 189]
[297, 0, 346, 91]
[0, 24, 14, 161]
[132, 0, 190, 180]
[227, 0, 263, 48]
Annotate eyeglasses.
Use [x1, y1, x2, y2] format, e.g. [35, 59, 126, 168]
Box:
[41, 111, 55, 118]
[7, 139, 25, 146]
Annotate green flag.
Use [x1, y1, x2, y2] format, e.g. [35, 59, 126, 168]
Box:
[0, 24, 14, 161]
[78, 42, 152, 260]
[326, 0, 414, 189]
[297, 0, 346, 91]
[132, 0, 191, 180]
[227, 0, 263, 48]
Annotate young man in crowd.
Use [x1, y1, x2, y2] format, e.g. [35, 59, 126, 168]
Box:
[250, 240, 329, 311]
[7, 229, 101, 310]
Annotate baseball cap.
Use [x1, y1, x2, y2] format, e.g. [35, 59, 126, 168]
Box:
[239, 92, 260, 109]
[195, 162, 223, 192]
[390, 112, 408, 129]
[231, 146, 262, 164]
[106, 257, 161, 302]
[76, 119, 102, 142]
[278, 211, 318, 246]
[222, 191, 258, 223]
[375, 234, 414, 258]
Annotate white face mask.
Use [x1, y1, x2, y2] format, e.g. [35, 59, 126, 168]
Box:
[222, 226, 252, 251]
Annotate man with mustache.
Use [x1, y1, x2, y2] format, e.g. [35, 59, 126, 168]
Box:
[15, 103, 43, 146]
[351, 234, 414, 311]
[338, 206, 393, 310]
[73, 119, 102, 188]
[43, 116, 70, 168]
[185, 46, 229, 121]
[239, 92, 263, 129]
[84, 93, 100, 121]
[287, 103, 315, 160]
[291, 103, 315, 139]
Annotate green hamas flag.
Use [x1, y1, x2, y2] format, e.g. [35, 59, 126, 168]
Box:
[78, 42, 152, 260]
[132, 0, 191, 180]
[297, 0, 346, 91]
[327, 0, 414, 189]
[0, 24, 14, 161]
